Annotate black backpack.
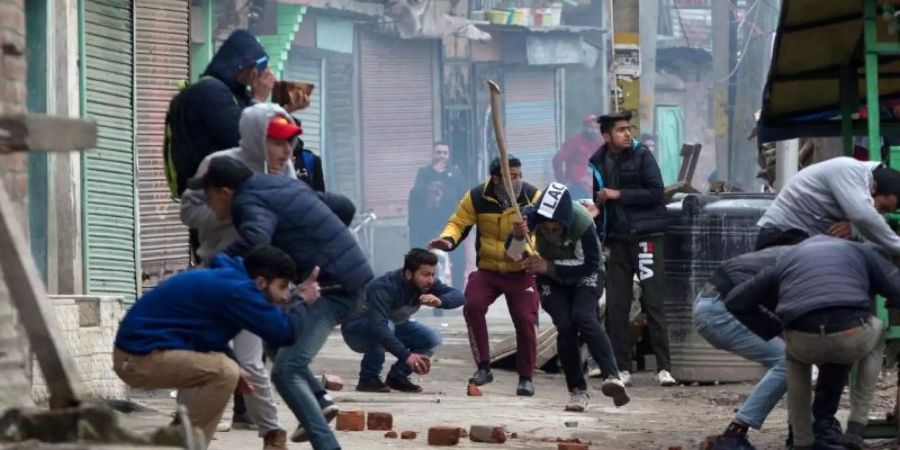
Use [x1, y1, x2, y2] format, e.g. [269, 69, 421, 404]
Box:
[163, 77, 237, 199]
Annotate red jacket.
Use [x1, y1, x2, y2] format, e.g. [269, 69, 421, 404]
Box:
[553, 133, 603, 193]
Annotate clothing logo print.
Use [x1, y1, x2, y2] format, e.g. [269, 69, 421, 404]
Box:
[638, 240, 655, 281]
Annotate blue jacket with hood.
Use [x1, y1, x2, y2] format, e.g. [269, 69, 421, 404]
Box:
[114, 254, 294, 355]
[225, 174, 375, 293]
[183, 30, 266, 159]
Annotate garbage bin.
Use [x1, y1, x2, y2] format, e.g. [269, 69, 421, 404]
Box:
[664, 193, 775, 383]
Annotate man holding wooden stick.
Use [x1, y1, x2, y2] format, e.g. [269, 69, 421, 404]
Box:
[428, 156, 542, 396]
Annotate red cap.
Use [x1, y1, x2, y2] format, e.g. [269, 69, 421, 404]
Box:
[267, 115, 302, 140]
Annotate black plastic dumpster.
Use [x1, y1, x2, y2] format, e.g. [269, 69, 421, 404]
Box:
[664, 193, 775, 383]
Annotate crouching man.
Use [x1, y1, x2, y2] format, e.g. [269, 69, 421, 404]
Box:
[727, 235, 900, 450]
[113, 246, 319, 448]
[342, 248, 464, 393]
[508, 182, 629, 412]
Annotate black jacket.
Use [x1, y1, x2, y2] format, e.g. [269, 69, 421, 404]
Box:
[349, 269, 464, 361]
[407, 164, 465, 248]
[726, 235, 900, 340]
[225, 174, 374, 292]
[183, 30, 264, 160]
[710, 246, 790, 295]
[588, 141, 668, 240]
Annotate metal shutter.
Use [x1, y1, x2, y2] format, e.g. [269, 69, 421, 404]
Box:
[284, 51, 323, 156]
[82, 0, 138, 299]
[135, 0, 190, 291]
[324, 54, 360, 206]
[360, 30, 435, 218]
[504, 69, 559, 190]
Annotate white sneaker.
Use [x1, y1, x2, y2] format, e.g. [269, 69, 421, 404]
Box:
[619, 370, 632, 387]
[600, 377, 630, 407]
[587, 367, 603, 378]
[657, 369, 677, 387]
[564, 389, 590, 412]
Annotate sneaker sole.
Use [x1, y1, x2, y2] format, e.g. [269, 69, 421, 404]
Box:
[601, 382, 630, 407]
[516, 390, 535, 397]
[231, 422, 258, 431]
[563, 406, 587, 412]
[291, 407, 340, 442]
[659, 380, 677, 387]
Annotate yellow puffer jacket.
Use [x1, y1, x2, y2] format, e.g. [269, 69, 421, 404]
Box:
[440, 181, 540, 273]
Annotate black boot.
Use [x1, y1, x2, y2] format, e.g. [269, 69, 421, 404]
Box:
[516, 377, 534, 396]
[812, 416, 843, 444]
[839, 421, 865, 450]
[386, 376, 423, 393]
[471, 363, 494, 386]
[356, 376, 390, 393]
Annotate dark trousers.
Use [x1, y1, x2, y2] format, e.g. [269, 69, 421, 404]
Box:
[538, 273, 619, 391]
[605, 235, 671, 372]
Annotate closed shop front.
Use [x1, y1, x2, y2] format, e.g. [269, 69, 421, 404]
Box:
[504, 68, 561, 190]
[135, 0, 190, 290]
[359, 29, 436, 218]
[81, 0, 139, 299]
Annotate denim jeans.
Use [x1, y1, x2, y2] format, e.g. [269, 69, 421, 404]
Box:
[272, 291, 361, 450]
[341, 318, 443, 380]
[693, 292, 787, 429]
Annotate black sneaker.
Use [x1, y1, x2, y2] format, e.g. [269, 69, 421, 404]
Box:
[471, 368, 494, 386]
[516, 378, 534, 396]
[386, 376, 423, 393]
[356, 376, 391, 393]
[812, 417, 843, 444]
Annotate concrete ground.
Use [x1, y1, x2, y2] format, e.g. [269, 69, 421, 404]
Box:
[118, 305, 899, 450]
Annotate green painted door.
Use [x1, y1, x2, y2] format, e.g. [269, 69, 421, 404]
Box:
[655, 105, 684, 185]
[81, 0, 138, 299]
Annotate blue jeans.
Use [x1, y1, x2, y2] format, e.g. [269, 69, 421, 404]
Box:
[693, 292, 787, 430]
[341, 318, 443, 380]
[272, 291, 361, 450]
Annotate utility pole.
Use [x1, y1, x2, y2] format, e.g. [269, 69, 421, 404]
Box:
[711, 0, 731, 182]
[639, 0, 658, 141]
[610, 0, 640, 124]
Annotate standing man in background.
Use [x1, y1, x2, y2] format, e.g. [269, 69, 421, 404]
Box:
[589, 112, 675, 388]
[409, 142, 467, 288]
[553, 115, 603, 200]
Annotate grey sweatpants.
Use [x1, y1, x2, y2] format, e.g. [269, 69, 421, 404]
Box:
[785, 316, 885, 446]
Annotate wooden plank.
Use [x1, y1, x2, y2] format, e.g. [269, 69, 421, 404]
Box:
[0, 182, 86, 407]
[0, 114, 98, 153]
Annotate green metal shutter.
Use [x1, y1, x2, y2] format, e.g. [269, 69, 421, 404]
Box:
[82, 0, 138, 300]
[284, 51, 323, 156]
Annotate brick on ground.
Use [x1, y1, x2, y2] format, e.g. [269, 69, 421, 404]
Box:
[469, 425, 506, 444]
[336, 411, 365, 431]
[367, 412, 393, 431]
[428, 426, 461, 446]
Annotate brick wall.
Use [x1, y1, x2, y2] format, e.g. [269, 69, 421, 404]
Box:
[0, 0, 32, 408]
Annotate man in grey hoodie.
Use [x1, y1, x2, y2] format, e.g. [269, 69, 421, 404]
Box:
[756, 156, 900, 253]
[180, 102, 301, 450]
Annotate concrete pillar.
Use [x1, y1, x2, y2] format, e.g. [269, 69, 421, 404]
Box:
[774, 139, 799, 191]
[45, 0, 83, 295]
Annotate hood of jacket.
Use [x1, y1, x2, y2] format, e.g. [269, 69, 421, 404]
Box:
[236, 103, 298, 176]
[202, 30, 267, 93]
[208, 253, 245, 273]
[525, 182, 574, 229]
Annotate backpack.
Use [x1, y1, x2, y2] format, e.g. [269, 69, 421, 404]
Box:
[163, 77, 237, 200]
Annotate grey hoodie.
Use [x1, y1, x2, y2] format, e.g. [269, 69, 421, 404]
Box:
[757, 157, 900, 256]
[180, 103, 298, 262]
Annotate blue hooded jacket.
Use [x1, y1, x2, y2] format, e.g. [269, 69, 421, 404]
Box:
[183, 30, 267, 159]
[114, 254, 294, 355]
[225, 174, 375, 292]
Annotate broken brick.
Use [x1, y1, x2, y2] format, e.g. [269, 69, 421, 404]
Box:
[320, 374, 345, 391]
[367, 412, 393, 431]
[428, 426, 461, 446]
[335, 411, 365, 431]
[668, 447, 682, 450]
[510, 432, 518, 439]
[467, 381, 482, 396]
[469, 425, 506, 444]
[401, 431, 417, 439]
[458, 428, 468, 438]
[385, 431, 398, 439]
[558, 443, 589, 450]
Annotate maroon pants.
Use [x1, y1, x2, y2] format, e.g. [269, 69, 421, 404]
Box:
[463, 269, 539, 377]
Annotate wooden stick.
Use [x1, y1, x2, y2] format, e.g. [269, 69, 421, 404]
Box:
[0, 182, 85, 407]
[487, 80, 534, 253]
